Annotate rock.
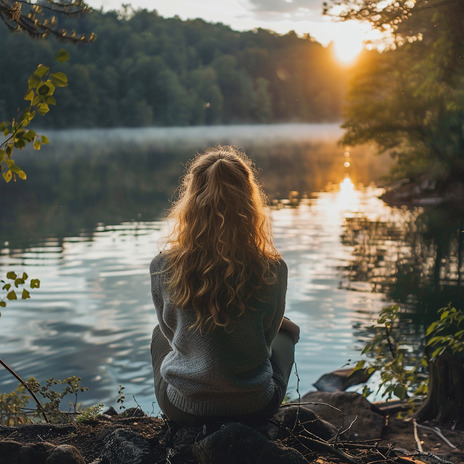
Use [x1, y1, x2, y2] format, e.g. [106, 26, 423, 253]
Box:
[102, 406, 118, 416]
[120, 407, 147, 418]
[99, 428, 153, 464]
[0, 441, 22, 464]
[299, 391, 385, 440]
[0, 441, 56, 464]
[313, 367, 372, 392]
[192, 422, 306, 464]
[46, 445, 85, 464]
[19, 442, 55, 464]
[276, 406, 337, 441]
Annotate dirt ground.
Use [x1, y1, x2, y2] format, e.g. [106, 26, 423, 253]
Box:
[1, 412, 463, 464]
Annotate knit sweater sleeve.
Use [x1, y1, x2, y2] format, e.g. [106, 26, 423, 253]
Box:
[264, 259, 288, 346]
[150, 253, 174, 341]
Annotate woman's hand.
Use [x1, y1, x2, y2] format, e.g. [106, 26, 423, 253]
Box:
[280, 317, 300, 344]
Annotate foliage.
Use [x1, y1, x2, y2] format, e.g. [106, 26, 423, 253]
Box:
[0, 385, 29, 426]
[426, 303, 464, 359]
[0, 376, 89, 425]
[329, 0, 464, 183]
[0, 270, 40, 312]
[0, 48, 70, 183]
[356, 303, 464, 408]
[0, 0, 93, 42]
[75, 403, 104, 424]
[0, 9, 347, 128]
[355, 305, 428, 403]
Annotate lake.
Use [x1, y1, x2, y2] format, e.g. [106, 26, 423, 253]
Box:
[1, 123, 462, 414]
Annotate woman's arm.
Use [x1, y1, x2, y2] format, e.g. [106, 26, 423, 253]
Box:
[280, 317, 300, 344]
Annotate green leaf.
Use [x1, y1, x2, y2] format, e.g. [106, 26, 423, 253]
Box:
[34, 65, 50, 78]
[41, 135, 50, 145]
[7, 291, 17, 300]
[6, 271, 17, 280]
[33, 140, 41, 150]
[22, 289, 31, 300]
[22, 272, 28, 280]
[55, 49, 70, 63]
[14, 278, 25, 287]
[3, 170, 12, 182]
[50, 72, 68, 87]
[24, 89, 35, 102]
[0, 301, 6, 308]
[36, 103, 49, 116]
[2, 283, 11, 291]
[28, 73, 42, 89]
[18, 170, 27, 180]
[352, 360, 366, 372]
[30, 279, 41, 289]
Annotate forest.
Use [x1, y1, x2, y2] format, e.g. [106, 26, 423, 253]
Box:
[0, 7, 347, 128]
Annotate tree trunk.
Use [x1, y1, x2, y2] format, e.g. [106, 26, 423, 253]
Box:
[415, 353, 464, 424]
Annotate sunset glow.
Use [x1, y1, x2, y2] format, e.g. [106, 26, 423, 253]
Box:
[333, 38, 364, 64]
[328, 20, 376, 65]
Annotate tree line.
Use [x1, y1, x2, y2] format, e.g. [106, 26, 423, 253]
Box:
[0, 8, 347, 128]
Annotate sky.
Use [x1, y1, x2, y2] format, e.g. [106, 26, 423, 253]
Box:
[87, 0, 377, 63]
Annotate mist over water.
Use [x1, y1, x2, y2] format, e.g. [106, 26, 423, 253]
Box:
[1, 124, 460, 413]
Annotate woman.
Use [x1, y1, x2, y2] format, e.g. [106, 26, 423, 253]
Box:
[150, 145, 299, 425]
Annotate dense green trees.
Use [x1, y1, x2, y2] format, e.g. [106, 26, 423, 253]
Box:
[331, 0, 464, 184]
[0, 8, 347, 128]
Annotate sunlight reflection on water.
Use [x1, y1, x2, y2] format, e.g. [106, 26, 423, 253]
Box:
[0, 180, 405, 413]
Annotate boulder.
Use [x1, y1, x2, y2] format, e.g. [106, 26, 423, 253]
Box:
[0, 441, 22, 464]
[192, 422, 306, 464]
[298, 391, 385, 440]
[46, 445, 85, 464]
[99, 428, 153, 464]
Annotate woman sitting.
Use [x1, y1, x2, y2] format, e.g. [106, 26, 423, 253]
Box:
[150, 145, 299, 425]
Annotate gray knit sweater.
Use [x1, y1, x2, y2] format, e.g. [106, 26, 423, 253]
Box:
[150, 253, 288, 417]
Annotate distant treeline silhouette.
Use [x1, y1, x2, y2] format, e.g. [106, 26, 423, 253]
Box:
[0, 8, 347, 128]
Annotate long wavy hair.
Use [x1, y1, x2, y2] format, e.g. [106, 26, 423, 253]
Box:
[163, 145, 281, 332]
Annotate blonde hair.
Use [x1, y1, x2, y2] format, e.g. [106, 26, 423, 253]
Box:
[163, 145, 280, 332]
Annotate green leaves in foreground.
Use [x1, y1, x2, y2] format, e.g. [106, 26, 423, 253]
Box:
[0, 271, 40, 314]
[353, 303, 464, 409]
[0, 49, 69, 183]
[426, 304, 464, 359]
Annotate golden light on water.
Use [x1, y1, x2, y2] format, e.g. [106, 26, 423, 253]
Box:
[337, 175, 359, 212]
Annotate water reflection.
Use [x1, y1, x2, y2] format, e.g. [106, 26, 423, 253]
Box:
[1, 125, 461, 413]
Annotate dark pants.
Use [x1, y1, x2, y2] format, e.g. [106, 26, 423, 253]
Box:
[151, 325, 295, 425]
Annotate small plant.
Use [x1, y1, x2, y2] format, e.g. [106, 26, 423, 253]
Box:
[0, 376, 90, 425]
[75, 404, 104, 424]
[117, 384, 126, 411]
[354, 303, 464, 413]
[0, 386, 30, 426]
[353, 305, 428, 403]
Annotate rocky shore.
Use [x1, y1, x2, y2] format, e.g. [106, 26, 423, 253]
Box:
[1, 391, 463, 464]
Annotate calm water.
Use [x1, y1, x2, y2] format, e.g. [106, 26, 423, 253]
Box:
[0, 124, 462, 414]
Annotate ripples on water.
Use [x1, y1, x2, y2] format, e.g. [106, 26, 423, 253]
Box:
[0, 178, 408, 413]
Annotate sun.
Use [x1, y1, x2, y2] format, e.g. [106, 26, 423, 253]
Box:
[333, 37, 364, 65]
[329, 20, 372, 65]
